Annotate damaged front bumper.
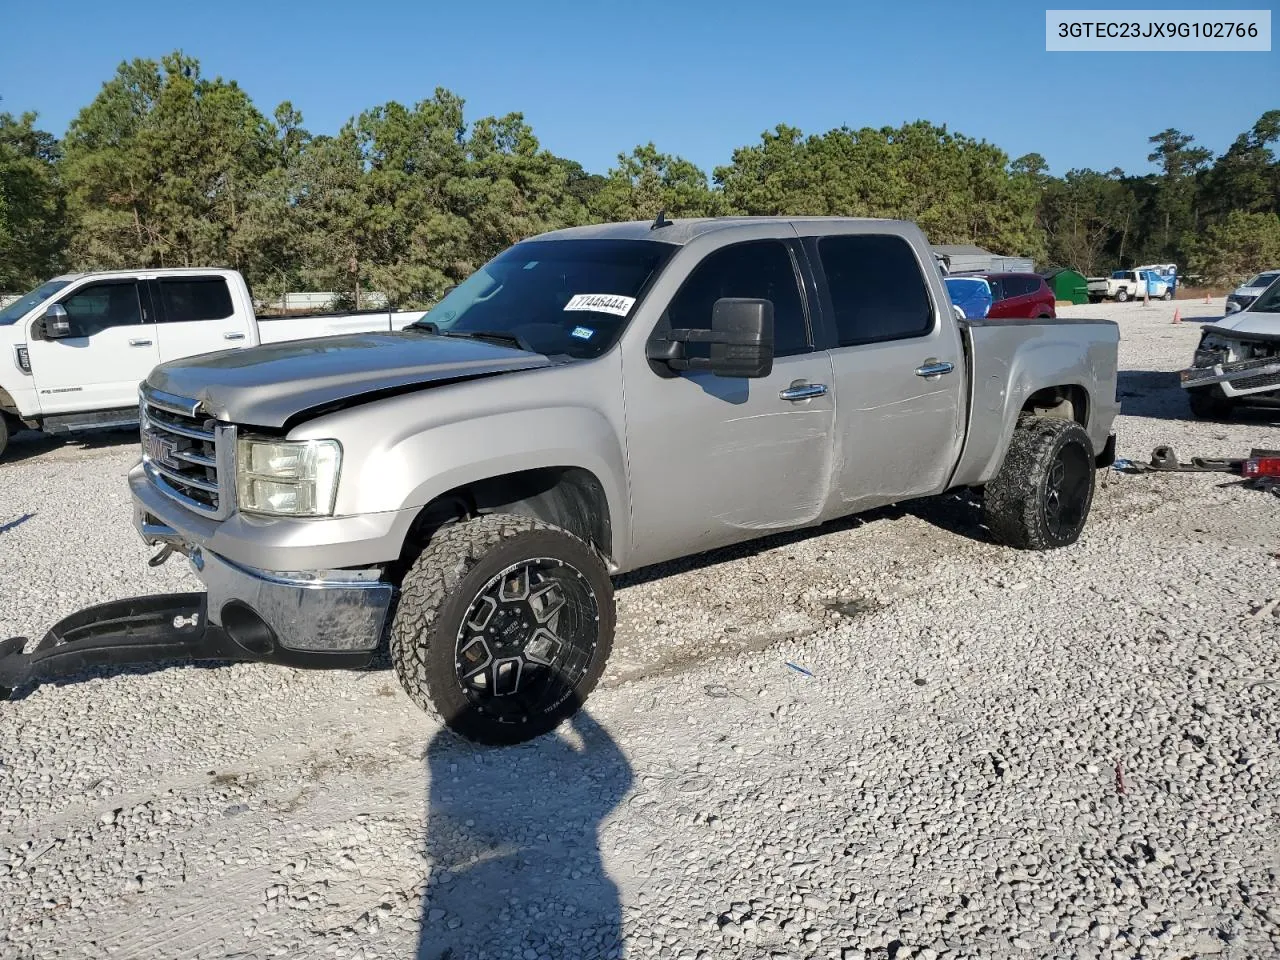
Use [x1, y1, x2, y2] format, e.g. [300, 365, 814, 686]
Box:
[1179, 354, 1280, 400]
[0, 591, 383, 699]
[135, 510, 395, 658]
[0, 524, 396, 702]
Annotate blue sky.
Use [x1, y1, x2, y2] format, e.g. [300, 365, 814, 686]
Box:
[2, 0, 1276, 178]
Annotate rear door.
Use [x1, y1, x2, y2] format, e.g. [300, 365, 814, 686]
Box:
[993, 275, 1038, 318]
[26, 278, 159, 415]
[151, 275, 249, 362]
[985, 276, 1014, 318]
[800, 228, 966, 517]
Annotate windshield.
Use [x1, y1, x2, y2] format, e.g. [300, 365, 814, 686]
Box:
[1249, 277, 1280, 313]
[0, 279, 71, 326]
[1246, 271, 1279, 289]
[412, 239, 675, 360]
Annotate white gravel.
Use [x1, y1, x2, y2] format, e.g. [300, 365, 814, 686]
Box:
[2, 298, 1278, 960]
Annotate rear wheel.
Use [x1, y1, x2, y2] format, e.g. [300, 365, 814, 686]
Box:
[391, 514, 614, 745]
[1187, 387, 1235, 420]
[1116, 289, 1129, 302]
[983, 417, 1096, 550]
[1162, 289, 1174, 301]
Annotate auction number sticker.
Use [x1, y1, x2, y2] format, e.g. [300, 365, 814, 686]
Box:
[564, 294, 636, 317]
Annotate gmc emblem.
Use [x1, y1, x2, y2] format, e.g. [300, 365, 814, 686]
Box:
[144, 431, 180, 470]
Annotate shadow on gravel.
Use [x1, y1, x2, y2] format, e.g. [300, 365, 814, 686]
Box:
[0, 427, 139, 465]
[0, 512, 35, 535]
[1118, 369, 1280, 426]
[417, 707, 631, 959]
[2, 659, 240, 701]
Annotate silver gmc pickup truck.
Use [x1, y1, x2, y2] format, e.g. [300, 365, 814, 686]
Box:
[2, 217, 1120, 744]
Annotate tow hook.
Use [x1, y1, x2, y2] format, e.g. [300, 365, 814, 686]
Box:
[148, 544, 176, 568]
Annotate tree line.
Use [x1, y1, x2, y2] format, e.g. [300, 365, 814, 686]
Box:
[2, 52, 1277, 302]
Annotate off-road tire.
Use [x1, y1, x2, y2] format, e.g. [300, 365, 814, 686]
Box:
[983, 417, 1096, 550]
[1116, 288, 1129, 302]
[1187, 387, 1235, 420]
[391, 513, 614, 745]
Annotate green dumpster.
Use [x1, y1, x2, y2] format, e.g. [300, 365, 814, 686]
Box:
[1040, 267, 1089, 306]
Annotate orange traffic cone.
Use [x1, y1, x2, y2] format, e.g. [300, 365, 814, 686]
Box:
[1204, 292, 1211, 304]
[1172, 308, 1182, 324]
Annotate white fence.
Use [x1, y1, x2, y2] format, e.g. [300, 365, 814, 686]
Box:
[255, 291, 390, 312]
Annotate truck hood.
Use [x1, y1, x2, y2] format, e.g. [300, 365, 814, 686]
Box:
[1202, 310, 1280, 340]
[146, 331, 553, 428]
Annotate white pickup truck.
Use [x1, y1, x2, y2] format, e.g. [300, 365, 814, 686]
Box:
[0, 268, 426, 459]
[1086, 269, 1172, 303]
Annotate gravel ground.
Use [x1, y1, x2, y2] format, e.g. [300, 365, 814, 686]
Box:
[1, 298, 1278, 960]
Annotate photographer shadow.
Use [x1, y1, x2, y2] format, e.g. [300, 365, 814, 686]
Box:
[417, 705, 632, 960]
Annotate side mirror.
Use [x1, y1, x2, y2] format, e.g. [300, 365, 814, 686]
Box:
[646, 298, 775, 379]
[43, 303, 72, 339]
[1225, 300, 1241, 315]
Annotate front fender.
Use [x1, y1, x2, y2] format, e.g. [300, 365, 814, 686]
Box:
[393, 406, 628, 529]
[288, 364, 632, 563]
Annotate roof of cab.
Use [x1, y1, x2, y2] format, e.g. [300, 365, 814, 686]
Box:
[49, 267, 241, 282]
[530, 216, 904, 245]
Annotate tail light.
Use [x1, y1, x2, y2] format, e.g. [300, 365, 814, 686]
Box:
[1243, 456, 1280, 478]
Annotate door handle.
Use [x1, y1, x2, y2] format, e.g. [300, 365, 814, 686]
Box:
[129, 339, 153, 347]
[224, 332, 246, 341]
[779, 381, 828, 401]
[915, 359, 954, 378]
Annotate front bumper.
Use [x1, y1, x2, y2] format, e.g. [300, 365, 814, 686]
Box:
[0, 593, 379, 700]
[135, 508, 394, 655]
[1179, 355, 1280, 398]
[128, 463, 419, 571]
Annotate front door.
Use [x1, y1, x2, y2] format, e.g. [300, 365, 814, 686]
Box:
[801, 230, 966, 516]
[26, 279, 159, 415]
[622, 238, 836, 568]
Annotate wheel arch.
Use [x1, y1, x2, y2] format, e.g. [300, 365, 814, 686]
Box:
[1020, 384, 1089, 427]
[400, 465, 616, 572]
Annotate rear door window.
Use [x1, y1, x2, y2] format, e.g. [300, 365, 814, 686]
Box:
[157, 277, 235, 322]
[816, 235, 933, 345]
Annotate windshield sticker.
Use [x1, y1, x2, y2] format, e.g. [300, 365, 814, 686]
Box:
[564, 293, 635, 317]
[570, 326, 595, 340]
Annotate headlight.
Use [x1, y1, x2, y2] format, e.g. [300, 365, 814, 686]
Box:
[236, 437, 342, 517]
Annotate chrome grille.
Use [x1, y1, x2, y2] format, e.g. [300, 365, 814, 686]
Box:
[140, 387, 233, 518]
[1234, 371, 1280, 391]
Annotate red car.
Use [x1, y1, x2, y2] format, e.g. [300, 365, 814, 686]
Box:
[957, 272, 1057, 319]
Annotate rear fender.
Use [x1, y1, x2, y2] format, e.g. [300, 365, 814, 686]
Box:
[951, 325, 1119, 487]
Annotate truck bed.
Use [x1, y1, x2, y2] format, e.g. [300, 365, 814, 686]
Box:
[950, 316, 1121, 487]
[255, 309, 428, 344]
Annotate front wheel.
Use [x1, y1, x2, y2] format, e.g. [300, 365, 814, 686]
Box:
[1187, 387, 1235, 420]
[391, 514, 614, 745]
[983, 417, 1096, 550]
[0, 416, 9, 461]
[1162, 289, 1174, 301]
